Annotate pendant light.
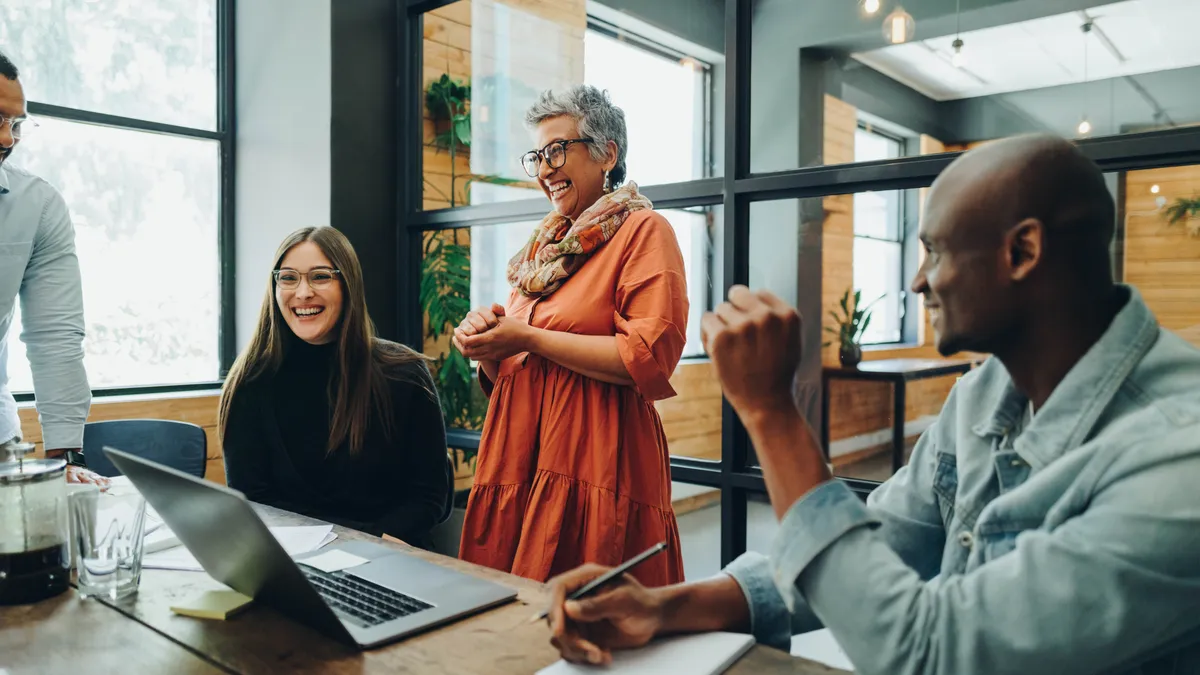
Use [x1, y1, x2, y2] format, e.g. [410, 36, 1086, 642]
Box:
[883, 6, 915, 44]
[950, 0, 965, 67]
[1078, 22, 1093, 136]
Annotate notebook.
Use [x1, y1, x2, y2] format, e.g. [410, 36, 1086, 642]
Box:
[535, 632, 755, 675]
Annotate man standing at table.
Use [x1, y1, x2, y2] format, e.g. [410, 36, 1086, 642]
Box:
[0, 51, 105, 486]
[542, 134, 1200, 674]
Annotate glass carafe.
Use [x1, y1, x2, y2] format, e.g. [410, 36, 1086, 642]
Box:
[0, 440, 71, 605]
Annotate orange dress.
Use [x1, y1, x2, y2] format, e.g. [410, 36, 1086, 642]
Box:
[458, 210, 687, 586]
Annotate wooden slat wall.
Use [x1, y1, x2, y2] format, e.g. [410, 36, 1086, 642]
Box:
[424, 2, 474, 211]
[1124, 164, 1200, 345]
[18, 393, 225, 484]
[821, 94, 858, 368]
[655, 362, 721, 461]
[421, 0, 584, 210]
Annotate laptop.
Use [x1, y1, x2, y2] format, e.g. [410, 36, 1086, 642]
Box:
[102, 446, 518, 648]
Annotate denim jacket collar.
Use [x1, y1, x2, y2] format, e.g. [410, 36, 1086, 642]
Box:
[971, 285, 1160, 469]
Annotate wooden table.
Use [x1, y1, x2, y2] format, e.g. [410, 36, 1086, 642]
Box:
[821, 357, 979, 473]
[2, 504, 851, 674]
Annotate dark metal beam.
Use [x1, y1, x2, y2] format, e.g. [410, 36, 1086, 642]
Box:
[406, 0, 459, 15]
[397, 9, 425, 348]
[217, 0, 237, 376]
[719, 0, 754, 568]
[27, 102, 223, 141]
[406, 178, 725, 230]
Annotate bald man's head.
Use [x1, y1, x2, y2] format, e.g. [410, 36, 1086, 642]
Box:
[911, 134, 1116, 356]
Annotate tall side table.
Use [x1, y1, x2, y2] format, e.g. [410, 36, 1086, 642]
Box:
[821, 358, 980, 473]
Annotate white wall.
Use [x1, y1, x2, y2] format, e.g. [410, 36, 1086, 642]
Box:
[235, 0, 331, 350]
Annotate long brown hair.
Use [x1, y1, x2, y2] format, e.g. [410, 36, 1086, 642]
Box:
[218, 226, 434, 455]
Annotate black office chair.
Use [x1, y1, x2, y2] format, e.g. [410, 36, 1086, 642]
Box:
[82, 419, 207, 479]
[439, 453, 455, 525]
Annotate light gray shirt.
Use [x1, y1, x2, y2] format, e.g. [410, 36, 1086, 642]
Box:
[725, 285, 1200, 675]
[0, 162, 89, 449]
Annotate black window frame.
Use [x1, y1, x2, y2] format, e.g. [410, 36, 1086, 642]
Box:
[400, 0, 1200, 567]
[11, 0, 237, 404]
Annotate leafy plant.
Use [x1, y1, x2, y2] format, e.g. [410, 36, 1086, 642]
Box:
[419, 230, 487, 465]
[1164, 195, 1200, 237]
[823, 289, 883, 349]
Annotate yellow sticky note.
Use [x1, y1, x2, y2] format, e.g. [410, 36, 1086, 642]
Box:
[170, 590, 253, 620]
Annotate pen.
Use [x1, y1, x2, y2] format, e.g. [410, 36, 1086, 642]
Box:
[531, 541, 668, 624]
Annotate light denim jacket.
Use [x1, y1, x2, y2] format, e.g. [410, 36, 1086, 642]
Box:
[0, 163, 89, 449]
[725, 286, 1200, 675]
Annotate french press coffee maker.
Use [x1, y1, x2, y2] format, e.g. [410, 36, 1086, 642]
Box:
[0, 439, 71, 605]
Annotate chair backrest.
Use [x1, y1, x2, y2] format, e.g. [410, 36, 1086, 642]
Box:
[440, 453, 454, 524]
[83, 419, 208, 479]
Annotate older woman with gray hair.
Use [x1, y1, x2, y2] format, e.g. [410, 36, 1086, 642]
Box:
[451, 85, 687, 586]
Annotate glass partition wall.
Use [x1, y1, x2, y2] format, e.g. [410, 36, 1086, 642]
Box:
[399, 0, 1200, 568]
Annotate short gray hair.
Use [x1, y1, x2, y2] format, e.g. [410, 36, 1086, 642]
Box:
[525, 85, 628, 187]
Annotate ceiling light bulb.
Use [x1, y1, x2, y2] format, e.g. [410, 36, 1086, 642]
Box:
[951, 38, 965, 67]
[883, 7, 915, 44]
[1151, 184, 1160, 194]
[1077, 117, 1092, 135]
[863, 0, 881, 15]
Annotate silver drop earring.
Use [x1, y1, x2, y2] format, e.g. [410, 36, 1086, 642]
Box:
[603, 170, 612, 193]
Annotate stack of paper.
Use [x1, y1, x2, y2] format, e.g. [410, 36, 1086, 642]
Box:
[143, 525, 336, 571]
[536, 632, 755, 675]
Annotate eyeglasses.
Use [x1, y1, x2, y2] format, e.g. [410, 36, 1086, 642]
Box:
[273, 267, 342, 289]
[0, 114, 36, 140]
[520, 138, 593, 177]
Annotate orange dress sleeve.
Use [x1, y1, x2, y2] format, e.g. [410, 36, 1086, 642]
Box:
[613, 211, 689, 401]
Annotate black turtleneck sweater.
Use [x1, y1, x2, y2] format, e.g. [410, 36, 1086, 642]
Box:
[222, 338, 449, 549]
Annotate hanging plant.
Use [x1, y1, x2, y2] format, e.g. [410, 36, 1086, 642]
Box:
[1163, 195, 1200, 238]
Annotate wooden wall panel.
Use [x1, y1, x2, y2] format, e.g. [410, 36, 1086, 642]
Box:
[19, 393, 224, 483]
[1124, 164, 1200, 345]
[655, 362, 721, 462]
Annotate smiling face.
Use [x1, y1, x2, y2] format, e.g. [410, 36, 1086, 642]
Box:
[910, 163, 1020, 356]
[0, 75, 25, 167]
[275, 241, 344, 345]
[532, 115, 614, 221]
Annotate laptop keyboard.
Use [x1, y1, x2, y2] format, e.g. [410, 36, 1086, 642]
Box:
[299, 565, 434, 628]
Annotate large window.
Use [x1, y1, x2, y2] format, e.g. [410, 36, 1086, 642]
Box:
[0, 0, 229, 392]
[852, 126, 905, 345]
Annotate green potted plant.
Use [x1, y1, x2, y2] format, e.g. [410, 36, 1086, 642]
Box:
[824, 289, 882, 367]
[1164, 195, 1200, 238]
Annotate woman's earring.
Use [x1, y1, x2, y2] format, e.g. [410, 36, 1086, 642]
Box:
[603, 170, 612, 193]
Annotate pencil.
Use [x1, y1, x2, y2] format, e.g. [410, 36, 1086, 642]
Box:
[529, 541, 668, 624]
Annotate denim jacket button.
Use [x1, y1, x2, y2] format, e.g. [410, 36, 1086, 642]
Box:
[958, 531, 974, 548]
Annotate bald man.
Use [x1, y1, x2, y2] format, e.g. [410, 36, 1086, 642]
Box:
[542, 135, 1200, 675]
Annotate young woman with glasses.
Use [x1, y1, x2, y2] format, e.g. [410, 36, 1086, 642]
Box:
[452, 85, 688, 587]
[218, 226, 450, 549]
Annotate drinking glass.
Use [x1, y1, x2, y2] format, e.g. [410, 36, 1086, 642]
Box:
[69, 487, 147, 600]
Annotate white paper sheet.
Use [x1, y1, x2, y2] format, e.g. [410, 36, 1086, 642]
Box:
[297, 549, 370, 573]
[143, 525, 335, 572]
[536, 632, 755, 675]
[791, 629, 854, 671]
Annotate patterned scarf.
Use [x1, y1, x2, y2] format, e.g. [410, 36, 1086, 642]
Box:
[507, 181, 652, 297]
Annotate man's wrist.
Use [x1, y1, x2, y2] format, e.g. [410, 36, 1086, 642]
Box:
[656, 575, 750, 637]
[738, 398, 805, 438]
[46, 448, 85, 466]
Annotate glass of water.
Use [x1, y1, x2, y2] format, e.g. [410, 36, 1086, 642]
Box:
[69, 486, 147, 600]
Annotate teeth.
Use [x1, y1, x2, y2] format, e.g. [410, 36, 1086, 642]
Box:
[549, 181, 571, 195]
[295, 307, 323, 316]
